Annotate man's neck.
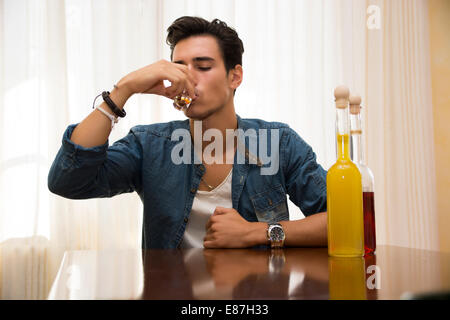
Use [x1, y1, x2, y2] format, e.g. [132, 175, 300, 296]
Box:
[189, 103, 238, 158]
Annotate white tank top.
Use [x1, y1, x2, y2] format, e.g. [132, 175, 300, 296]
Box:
[180, 169, 233, 248]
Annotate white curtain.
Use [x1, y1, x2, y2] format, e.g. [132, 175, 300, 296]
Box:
[365, 0, 438, 251]
[0, 0, 438, 299]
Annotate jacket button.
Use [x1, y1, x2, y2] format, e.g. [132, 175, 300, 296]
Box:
[268, 198, 273, 206]
[184, 217, 189, 223]
[190, 188, 196, 194]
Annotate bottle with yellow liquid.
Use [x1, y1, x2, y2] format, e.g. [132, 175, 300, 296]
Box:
[327, 86, 364, 257]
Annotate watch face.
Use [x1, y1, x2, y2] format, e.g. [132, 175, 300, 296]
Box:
[270, 226, 285, 241]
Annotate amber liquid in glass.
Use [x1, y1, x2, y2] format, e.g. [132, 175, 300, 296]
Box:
[363, 191, 376, 255]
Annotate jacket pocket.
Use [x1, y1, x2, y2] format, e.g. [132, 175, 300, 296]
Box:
[250, 185, 289, 223]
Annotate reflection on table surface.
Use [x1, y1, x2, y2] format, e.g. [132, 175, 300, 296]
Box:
[42, 245, 450, 300]
[139, 247, 329, 300]
[1, 243, 449, 300]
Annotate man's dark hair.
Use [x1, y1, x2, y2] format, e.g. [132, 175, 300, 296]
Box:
[166, 16, 244, 73]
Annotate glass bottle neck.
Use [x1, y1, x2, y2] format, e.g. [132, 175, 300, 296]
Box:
[350, 113, 364, 164]
[336, 107, 350, 160]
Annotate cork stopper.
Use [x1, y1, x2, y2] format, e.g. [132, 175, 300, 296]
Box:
[334, 85, 350, 108]
[349, 94, 362, 115]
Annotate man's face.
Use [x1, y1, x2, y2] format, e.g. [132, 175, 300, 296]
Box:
[172, 35, 238, 120]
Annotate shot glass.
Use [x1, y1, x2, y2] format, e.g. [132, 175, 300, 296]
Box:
[173, 90, 192, 111]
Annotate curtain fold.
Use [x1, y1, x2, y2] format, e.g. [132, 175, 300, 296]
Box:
[365, 0, 438, 251]
[0, 0, 439, 299]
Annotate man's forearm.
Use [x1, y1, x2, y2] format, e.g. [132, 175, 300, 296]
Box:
[247, 212, 328, 247]
[70, 84, 132, 148]
[282, 212, 327, 247]
[70, 60, 199, 149]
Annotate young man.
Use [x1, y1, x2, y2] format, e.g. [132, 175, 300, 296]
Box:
[48, 16, 328, 249]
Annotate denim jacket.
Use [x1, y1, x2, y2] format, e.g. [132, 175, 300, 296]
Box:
[48, 115, 327, 249]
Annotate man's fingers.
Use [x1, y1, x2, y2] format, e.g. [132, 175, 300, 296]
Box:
[164, 70, 187, 98]
[203, 240, 214, 248]
[205, 217, 212, 231]
[173, 63, 197, 98]
[203, 233, 216, 245]
[205, 215, 220, 232]
[204, 236, 219, 249]
[213, 206, 231, 215]
[179, 71, 197, 98]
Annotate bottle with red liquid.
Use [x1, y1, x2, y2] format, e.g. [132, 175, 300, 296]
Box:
[349, 95, 376, 255]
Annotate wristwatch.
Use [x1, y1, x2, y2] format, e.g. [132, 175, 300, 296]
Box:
[267, 223, 285, 248]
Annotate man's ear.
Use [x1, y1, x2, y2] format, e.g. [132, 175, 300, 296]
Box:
[228, 64, 243, 90]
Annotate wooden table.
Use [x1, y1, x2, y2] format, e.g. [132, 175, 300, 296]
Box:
[47, 245, 450, 300]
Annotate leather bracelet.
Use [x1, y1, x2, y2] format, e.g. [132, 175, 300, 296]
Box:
[102, 91, 126, 118]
